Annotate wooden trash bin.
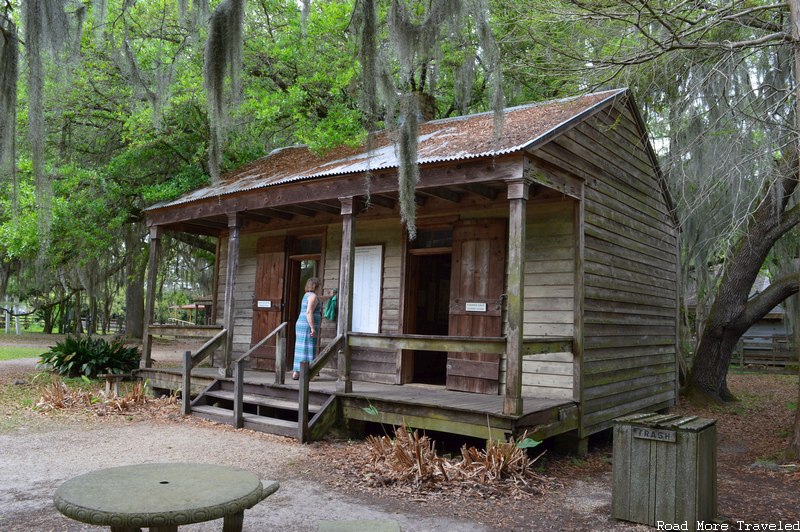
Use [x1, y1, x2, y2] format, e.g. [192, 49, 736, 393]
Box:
[613, 413, 717, 530]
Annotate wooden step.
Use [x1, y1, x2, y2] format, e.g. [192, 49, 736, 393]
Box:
[242, 412, 298, 438]
[203, 390, 320, 413]
[191, 404, 234, 424]
[191, 405, 299, 438]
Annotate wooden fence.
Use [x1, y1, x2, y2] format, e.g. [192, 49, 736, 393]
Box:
[733, 335, 797, 368]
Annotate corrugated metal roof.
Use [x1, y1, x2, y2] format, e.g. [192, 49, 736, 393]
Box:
[149, 89, 625, 210]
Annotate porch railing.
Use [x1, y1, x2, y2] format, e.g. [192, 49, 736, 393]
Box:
[144, 324, 223, 367]
[298, 334, 344, 443]
[181, 328, 228, 415]
[347, 332, 572, 355]
[232, 322, 288, 428]
[347, 332, 507, 353]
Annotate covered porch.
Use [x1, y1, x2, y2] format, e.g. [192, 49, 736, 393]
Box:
[137, 359, 578, 443]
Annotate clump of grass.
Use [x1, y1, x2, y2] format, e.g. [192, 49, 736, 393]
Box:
[0, 346, 47, 361]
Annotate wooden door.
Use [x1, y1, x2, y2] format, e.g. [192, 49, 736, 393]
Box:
[447, 219, 506, 393]
[250, 237, 286, 371]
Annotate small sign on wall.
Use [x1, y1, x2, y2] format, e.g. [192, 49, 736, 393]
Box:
[632, 426, 676, 442]
[257, 300, 272, 309]
[465, 302, 488, 312]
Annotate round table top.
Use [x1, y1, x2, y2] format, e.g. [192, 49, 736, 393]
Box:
[53, 463, 266, 527]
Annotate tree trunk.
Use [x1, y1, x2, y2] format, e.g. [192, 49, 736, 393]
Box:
[791, 367, 800, 459]
[688, 327, 745, 402]
[125, 224, 147, 340]
[688, 169, 800, 402]
[42, 306, 53, 334]
[73, 291, 83, 334]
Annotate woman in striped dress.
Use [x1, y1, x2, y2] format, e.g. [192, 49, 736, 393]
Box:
[292, 277, 324, 380]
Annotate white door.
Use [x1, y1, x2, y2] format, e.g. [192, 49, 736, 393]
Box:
[352, 245, 383, 333]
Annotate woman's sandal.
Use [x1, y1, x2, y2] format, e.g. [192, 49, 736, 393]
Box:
[291, 372, 299, 380]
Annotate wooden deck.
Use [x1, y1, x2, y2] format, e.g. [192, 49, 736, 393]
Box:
[137, 366, 579, 441]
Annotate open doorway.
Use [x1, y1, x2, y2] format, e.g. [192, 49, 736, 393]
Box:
[404, 252, 451, 385]
[285, 236, 323, 368]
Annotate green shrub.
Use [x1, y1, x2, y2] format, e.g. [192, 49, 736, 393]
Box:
[37, 336, 140, 378]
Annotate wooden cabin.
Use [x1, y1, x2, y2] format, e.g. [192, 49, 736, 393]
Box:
[139, 88, 679, 450]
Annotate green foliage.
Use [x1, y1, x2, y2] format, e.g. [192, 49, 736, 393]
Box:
[516, 437, 542, 449]
[37, 335, 140, 378]
[0, 180, 39, 259]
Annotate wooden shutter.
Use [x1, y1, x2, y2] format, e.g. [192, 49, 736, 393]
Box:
[447, 219, 506, 394]
[250, 237, 286, 371]
[352, 245, 383, 333]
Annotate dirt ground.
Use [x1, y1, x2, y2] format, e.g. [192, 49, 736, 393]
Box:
[1, 333, 798, 531]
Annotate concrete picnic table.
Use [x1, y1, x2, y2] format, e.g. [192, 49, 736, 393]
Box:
[53, 463, 279, 531]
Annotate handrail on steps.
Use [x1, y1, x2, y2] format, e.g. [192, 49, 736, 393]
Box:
[181, 328, 228, 415]
[298, 334, 344, 443]
[232, 322, 288, 428]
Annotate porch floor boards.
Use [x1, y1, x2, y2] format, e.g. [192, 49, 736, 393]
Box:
[140, 366, 577, 440]
[151, 366, 570, 417]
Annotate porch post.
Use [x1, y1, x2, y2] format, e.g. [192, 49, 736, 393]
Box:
[222, 213, 242, 378]
[504, 179, 530, 415]
[142, 225, 162, 369]
[337, 197, 355, 393]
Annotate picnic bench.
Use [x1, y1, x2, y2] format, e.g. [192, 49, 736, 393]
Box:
[97, 373, 132, 397]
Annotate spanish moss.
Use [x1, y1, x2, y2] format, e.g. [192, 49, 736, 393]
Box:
[370, 0, 504, 238]
[178, 0, 189, 24]
[24, 0, 71, 248]
[69, 1, 86, 64]
[121, 38, 181, 131]
[474, 0, 504, 139]
[300, 0, 310, 38]
[0, 17, 18, 211]
[355, 0, 376, 118]
[388, 0, 461, 90]
[194, 0, 210, 24]
[93, 0, 107, 42]
[204, 0, 244, 183]
[397, 93, 419, 239]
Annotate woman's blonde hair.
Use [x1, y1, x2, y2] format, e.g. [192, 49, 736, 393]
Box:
[305, 277, 321, 292]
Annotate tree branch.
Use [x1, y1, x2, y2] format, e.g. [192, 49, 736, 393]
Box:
[170, 232, 216, 254]
[736, 271, 800, 329]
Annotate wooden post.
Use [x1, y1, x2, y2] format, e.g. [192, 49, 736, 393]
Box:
[274, 329, 286, 385]
[336, 197, 355, 393]
[209, 238, 222, 365]
[504, 180, 529, 415]
[222, 214, 242, 378]
[298, 361, 310, 442]
[234, 359, 244, 429]
[142, 225, 162, 369]
[573, 186, 585, 406]
[182, 350, 192, 416]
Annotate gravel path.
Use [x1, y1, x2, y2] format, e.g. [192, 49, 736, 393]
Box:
[0, 350, 641, 532]
[0, 353, 495, 532]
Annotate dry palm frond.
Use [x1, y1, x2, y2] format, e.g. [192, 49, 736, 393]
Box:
[37, 380, 93, 410]
[34, 377, 176, 415]
[364, 425, 549, 495]
[366, 425, 447, 486]
[457, 431, 547, 489]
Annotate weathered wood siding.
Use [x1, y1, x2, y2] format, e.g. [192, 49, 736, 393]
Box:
[324, 219, 404, 384]
[536, 101, 679, 436]
[522, 351, 574, 399]
[518, 199, 576, 399]
[217, 233, 259, 359]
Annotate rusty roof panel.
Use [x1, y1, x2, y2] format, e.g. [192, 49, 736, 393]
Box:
[149, 89, 625, 210]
